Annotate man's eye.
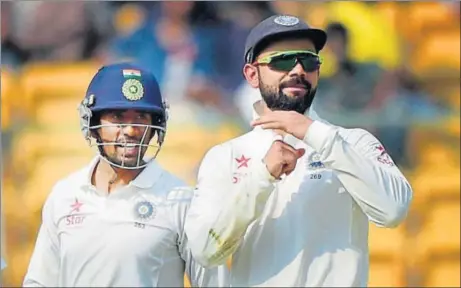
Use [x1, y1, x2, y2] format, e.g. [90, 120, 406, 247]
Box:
[137, 114, 150, 121]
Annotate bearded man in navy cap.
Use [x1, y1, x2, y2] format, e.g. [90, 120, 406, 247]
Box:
[185, 15, 413, 287]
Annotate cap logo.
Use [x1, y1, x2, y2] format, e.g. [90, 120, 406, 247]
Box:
[274, 15, 299, 26]
[122, 78, 144, 101]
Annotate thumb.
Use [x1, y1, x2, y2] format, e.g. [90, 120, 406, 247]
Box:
[296, 148, 306, 158]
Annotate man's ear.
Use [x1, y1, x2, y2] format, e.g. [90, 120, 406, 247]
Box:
[243, 64, 259, 89]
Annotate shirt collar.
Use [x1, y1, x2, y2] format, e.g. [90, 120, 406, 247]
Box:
[81, 156, 163, 190]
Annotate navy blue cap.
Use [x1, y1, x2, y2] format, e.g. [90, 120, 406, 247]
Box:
[84, 63, 165, 116]
[244, 15, 327, 63]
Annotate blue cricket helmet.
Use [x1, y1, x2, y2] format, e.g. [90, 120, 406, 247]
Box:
[78, 62, 169, 169]
[85, 62, 167, 115]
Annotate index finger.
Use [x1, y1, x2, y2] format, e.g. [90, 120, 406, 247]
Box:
[275, 140, 297, 155]
[251, 115, 275, 126]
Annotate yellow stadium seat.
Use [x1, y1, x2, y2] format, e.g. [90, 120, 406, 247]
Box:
[325, 1, 402, 69]
[445, 116, 461, 138]
[410, 30, 460, 77]
[20, 62, 100, 115]
[375, 2, 400, 30]
[417, 201, 460, 258]
[411, 139, 460, 169]
[156, 148, 201, 185]
[423, 258, 460, 287]
[184, 274, 190, 287]
[406, 2, 457, 33]
[368, 223, 406, 257]
[158, 123, 241, 184]
[22, 154, 94, 213]
[368, 221, 408, 287]
[1, 69, 23, 128]
[2, 98, 11, 130]
[35, 96, 82, 127]
[368, 257, 406, 287]
[411, 168, 460, 209]
[113, 4, 146, 36]
[2, 242, 36, 287]
[11, 129, 90, 175]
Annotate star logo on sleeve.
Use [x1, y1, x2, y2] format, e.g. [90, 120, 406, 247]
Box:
[235, 155, 251, 169]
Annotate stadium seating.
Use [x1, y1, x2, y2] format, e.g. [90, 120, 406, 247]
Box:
[403, 2, 458, 42]
[416, 200, 460, 257]
[423, 258, 460, 287]
[20, 62, 100, 117]
[22, 154, 94, 214]
[410, 30, 461, 79]
[1, 70, 24, 130]
[368, 257, 406, 287]
[415, 200, 461, 287]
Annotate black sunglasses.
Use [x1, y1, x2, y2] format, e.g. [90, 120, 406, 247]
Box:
[254, 50, 323, 72]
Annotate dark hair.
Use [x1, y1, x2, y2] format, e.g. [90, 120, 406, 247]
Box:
[188, 2, 220, 26]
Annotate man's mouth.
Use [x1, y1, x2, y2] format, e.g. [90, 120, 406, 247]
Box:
[282, 85, 309, 94]
[116, 143, 140, 156]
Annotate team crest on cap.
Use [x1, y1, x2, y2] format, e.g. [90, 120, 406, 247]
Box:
[134, 200, 156, 221]
[122, 78, 144, 101]
[274, 15, 299, 26]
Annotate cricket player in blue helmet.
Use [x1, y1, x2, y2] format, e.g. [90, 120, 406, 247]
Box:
[23, 63, 229, 287]
[78, 62, 168, 170]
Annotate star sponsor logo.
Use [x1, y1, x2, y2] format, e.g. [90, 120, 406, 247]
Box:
[235, 155, 251, 169]
[66, 198, 86, 226]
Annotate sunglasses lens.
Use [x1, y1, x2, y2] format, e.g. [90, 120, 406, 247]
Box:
[269, 57, 296, 71]
[299, 57, 321, 72]
[268, 53, 320, 72]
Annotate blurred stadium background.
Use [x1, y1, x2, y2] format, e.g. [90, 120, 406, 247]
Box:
[1, 1, 460, 287]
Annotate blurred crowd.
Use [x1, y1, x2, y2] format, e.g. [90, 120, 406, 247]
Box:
[2, 1, 459, 167]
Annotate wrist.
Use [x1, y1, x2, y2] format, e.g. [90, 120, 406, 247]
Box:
[303, 121, 336, 151]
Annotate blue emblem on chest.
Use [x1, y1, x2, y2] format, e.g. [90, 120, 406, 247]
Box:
[307, 152, 325, 170]
[134, 201, 156, 221]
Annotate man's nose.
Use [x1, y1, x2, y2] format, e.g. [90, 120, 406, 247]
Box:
[121, 123, 137, 137]
[289, 60, 307, 77]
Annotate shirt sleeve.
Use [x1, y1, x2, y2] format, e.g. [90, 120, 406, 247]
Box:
[23, 186, 61, 287]
[303, 121, 413, 228]
[171, 187, 229, 287]
[184, 143, 277, 268]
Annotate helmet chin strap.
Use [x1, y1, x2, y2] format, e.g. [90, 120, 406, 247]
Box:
[93, 135, 120, 185]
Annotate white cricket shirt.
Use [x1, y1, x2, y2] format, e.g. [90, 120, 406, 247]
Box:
[23, 157, 229, 287]
[185, 109, 413, 287]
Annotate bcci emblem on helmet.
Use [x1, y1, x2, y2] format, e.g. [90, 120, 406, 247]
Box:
[134, 201, 156, 221]
[122, 79, 144, 101]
